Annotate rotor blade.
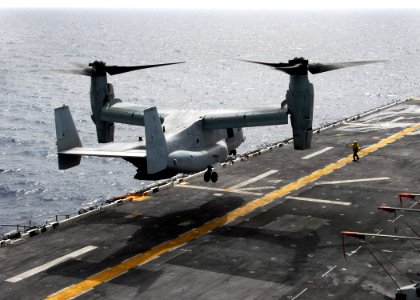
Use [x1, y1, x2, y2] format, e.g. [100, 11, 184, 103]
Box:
[239, 59, 290, 68]
[105, 62, 185, 75]
[70, 62, 88, 68]
[54, 68, 92, 76]
[308, 60, 385, 74]
[238, 59, 302, 74]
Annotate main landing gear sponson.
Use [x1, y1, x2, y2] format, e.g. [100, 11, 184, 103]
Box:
[204, 166, 218, 183]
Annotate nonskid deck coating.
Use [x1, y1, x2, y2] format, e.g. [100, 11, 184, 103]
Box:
[1, 100, 420, 300]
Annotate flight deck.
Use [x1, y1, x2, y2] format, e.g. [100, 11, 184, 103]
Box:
[1, 99, 420, 300]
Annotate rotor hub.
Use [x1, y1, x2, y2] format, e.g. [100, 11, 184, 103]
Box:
[89, 61, 107, 76]
[289, 57, 308, 65]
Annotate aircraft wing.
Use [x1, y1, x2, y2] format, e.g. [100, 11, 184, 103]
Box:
[100, 101, 288, 131]
[202, 108, 288, 129]
[100, 101, 168, 126]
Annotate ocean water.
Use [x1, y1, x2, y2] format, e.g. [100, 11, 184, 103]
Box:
[1, 9, 419, 232]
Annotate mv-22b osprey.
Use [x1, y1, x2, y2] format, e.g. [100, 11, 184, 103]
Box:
[55, 58, 381, 182]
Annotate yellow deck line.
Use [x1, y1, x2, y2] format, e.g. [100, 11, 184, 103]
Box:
[46, 123, 420, 300]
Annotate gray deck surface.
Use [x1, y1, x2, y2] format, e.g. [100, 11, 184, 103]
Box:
[1, 100, 419, 300]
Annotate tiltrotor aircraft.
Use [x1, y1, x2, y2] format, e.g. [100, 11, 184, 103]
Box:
[55, 58, 381, 182]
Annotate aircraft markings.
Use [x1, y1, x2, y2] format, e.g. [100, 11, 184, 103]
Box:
[46, 123, 420, 300]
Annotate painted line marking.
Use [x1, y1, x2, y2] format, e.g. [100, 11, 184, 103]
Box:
[46, 123, 420, 300]
[228, 169, 278, 190]
[240, 186, 275, 191]
[286, 196, 351, 206]
[178, 220, 194, 227]
[390, 116, 405, 123]
[178, 170, 278, 196]
[291, 288, 308, 300]
[322, 265, 337, 277]
[302, 147, 333, 160]
[177, 184, 262, 196]
[315, 177, 390, 185]
[6, 246, 97, 283]
[347, 246, 363, 257]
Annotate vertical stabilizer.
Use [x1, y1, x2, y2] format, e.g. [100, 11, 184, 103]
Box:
[54, 105, 82, 169]
[144, 107, 168, 174]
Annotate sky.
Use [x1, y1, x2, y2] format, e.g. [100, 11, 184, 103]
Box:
[1, 0, 420, 10]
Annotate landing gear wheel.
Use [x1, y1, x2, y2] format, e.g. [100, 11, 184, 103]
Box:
[211, 172, 218, 183]
[204, 171, 211, 182]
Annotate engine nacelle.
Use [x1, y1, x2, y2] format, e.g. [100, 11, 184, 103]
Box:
[89, 65, 115, 143]
[286, 75, 314, 150]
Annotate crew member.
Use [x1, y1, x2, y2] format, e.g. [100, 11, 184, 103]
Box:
[347, 140, 361, 161]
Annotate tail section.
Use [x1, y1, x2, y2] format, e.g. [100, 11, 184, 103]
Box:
[54, 105, 82, 169]
[144, 107, 168, 174]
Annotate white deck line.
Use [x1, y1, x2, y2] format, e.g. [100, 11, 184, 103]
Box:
[315, 177, 390, 185]
[228, 169, 278, 190]
[286, 196, 352, 206]
[291, 288, 308, 300]
[322, 265, 337, 277]
[6, 245, 97, 283]
[177, 184, 262, 196]
[302, 147, 333, 160]
[389, 116, 405, 123]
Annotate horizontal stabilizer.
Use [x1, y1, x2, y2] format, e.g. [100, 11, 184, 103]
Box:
[60, 145, 146, 158]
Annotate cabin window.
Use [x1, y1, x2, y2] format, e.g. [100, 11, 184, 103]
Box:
[227, 128, 234, 138]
